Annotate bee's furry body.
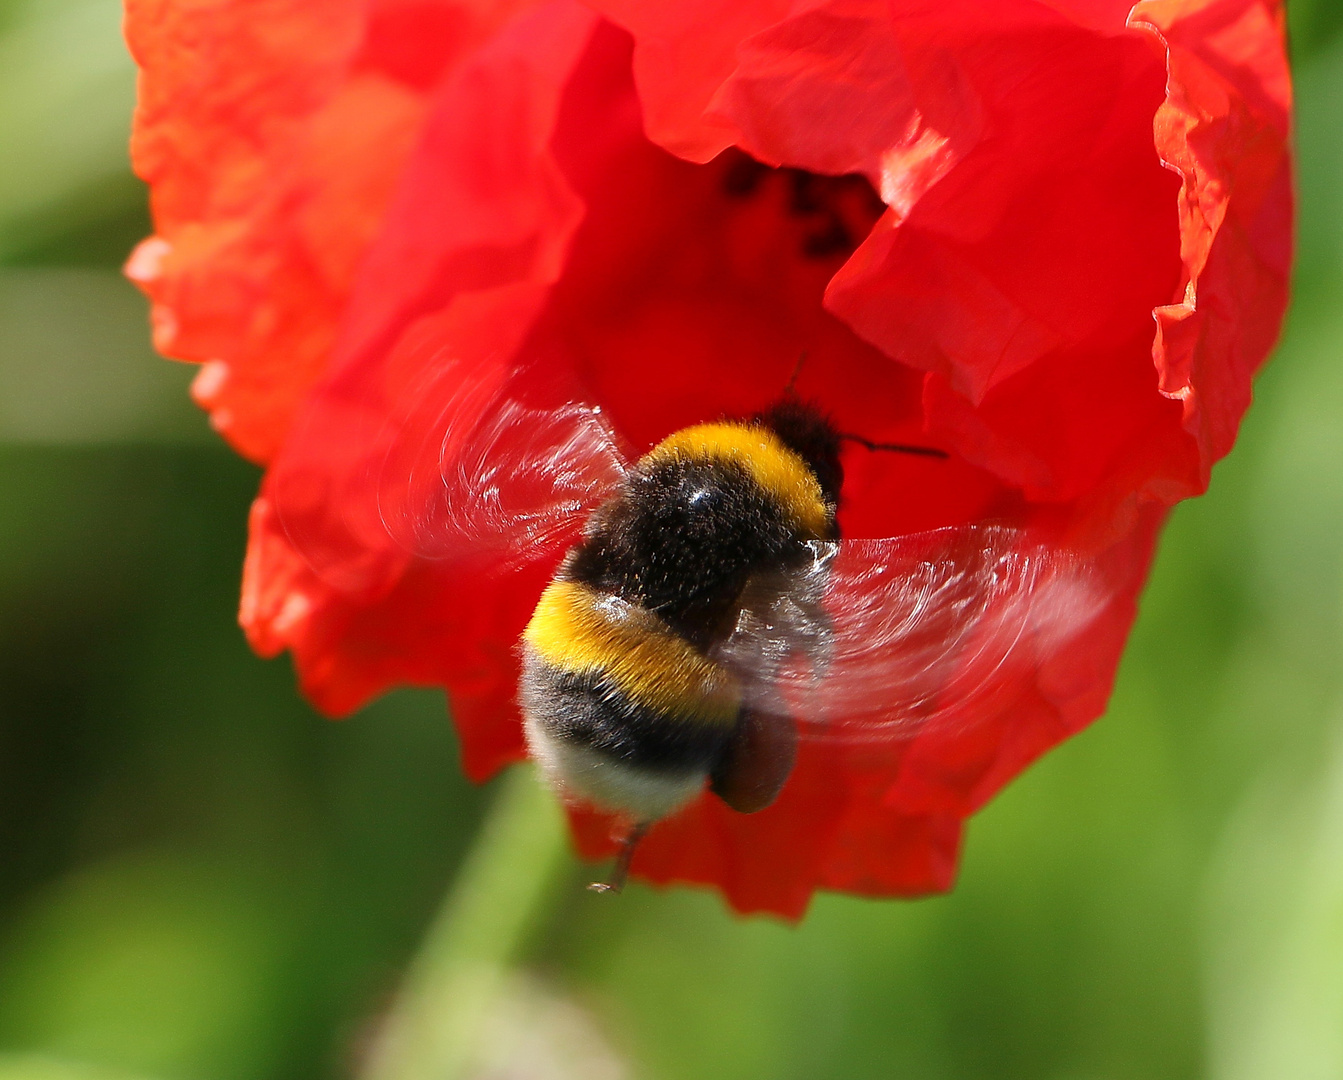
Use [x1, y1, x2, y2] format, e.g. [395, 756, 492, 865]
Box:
[521, 403, 841, 821]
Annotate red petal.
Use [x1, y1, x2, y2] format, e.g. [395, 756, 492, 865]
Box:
[568, 747, 964, 919]
[579, 0, 788, 162]
[257, 16, 1018, 721]
[885, 507, 1166, 818]
[248, 0, 599, 762]
[125, 0, 536, 461]
[133, 0, 1291, 913]
[1135, 0, 1293, 485]
[592, 0, 1290, 509]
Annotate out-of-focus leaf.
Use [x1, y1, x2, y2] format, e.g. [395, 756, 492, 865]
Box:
[0, 270, 204, 443]
[1290, 0, 1343, 64]
[0, 0, 138, 263]
[0, 1054, 157, 1080]
[1292, 39, 1343, 295]
[1200, 264, 1343, 1080]
[0, 853, 294, 1080]
[1205, 716, 1343, 1080]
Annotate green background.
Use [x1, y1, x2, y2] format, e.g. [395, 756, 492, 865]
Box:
[1, 1, 1341, 1077]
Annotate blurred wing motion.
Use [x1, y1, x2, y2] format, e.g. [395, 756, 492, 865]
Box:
[374, 360, 628, 568]
[714, 525, 1112, 744]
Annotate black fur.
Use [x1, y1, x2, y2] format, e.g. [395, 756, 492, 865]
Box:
[561, 404, 841, 649]
[753, 399, 844, 507]
[521, 654, 734, 772]
[562, 456, 803, 648]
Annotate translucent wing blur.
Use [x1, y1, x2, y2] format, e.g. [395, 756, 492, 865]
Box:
[713, 525, 1111, 744]
[374, 359, 628, 567]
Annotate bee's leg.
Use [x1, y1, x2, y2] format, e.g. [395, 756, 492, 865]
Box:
[588, 820, 650, 894]
[709, 707, 798, 814]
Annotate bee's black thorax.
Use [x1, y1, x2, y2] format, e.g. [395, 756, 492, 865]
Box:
[753, 398, 845, 509]
[560, 457, 796, 647]
[561, 402, 841, 647]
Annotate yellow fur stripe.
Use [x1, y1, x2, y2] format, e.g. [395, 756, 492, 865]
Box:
[523, 581, 741, 726]
[644, 422, 829, 538]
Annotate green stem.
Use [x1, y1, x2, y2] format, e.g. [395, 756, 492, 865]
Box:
[361, 764, 571, 1080]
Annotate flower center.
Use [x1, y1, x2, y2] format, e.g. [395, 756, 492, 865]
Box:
[720, 152, 887, 263]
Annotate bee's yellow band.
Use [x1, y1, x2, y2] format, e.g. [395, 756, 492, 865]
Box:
[644, 422, 830, 539]
[523, 581, 741, 726]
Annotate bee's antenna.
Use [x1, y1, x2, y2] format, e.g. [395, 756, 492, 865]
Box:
[840, 432, 950, 459]
[783, 351, 808, 398]
[588, 821, 649, 895]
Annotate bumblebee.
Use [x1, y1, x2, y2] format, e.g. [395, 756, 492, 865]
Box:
[520, 401, 843, 837]
[366, 361, 1111, 893]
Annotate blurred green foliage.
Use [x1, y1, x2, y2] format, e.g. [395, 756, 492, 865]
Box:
[0, 1, 1340, 1078]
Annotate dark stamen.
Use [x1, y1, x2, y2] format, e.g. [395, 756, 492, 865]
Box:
[719, 150, 885, 262]
[788, 170, 822, 215]
[803, 219, 855, 259]
[722, 154, 768, 198]
[783, 351, 808, 397]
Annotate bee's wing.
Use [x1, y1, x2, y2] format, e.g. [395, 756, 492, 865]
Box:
[373, 359, 629, 568]
[714, 525, 1112, 744]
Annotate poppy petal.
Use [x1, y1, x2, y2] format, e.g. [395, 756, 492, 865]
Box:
[129, 0, 1292, 912]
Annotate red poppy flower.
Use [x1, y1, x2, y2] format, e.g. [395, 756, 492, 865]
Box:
[126, 0, 1292, 916]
